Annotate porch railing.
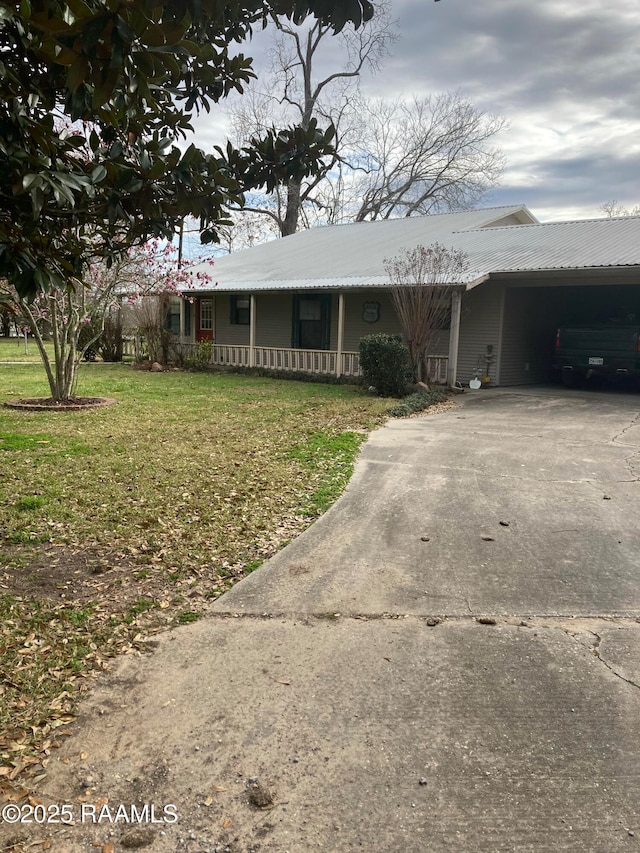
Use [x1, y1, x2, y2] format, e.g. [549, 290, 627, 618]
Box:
[137, 339, 448, 384]
[253, 347, 361, 376]
[212, 344, 251, 367]
[425, 355, 448, 385]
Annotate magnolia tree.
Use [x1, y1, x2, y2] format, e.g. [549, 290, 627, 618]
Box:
[0, 243, 213, 400]
[384, 243, 469, 387]
[0, 0, 379, 402]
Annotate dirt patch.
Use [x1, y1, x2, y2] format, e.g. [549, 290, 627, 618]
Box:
[0, 544, 140, 604]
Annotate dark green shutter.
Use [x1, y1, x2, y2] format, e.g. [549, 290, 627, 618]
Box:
[320, 294, 331, 350]
[291, 295, 301, 348]
[184, 301, 191, 336]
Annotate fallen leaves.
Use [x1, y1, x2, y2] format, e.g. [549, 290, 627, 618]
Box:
[0, 371, 391, 788]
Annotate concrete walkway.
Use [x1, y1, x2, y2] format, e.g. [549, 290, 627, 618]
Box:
[17, 388, 640, 852]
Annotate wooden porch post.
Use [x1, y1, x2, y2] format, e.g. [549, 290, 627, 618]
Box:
[447, 289, 463, 387]
[336, 292, 345, 377]
[249, 294, 256, 367]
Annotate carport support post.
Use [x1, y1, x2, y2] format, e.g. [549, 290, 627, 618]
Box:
[249, 294, 256, 368]
[447, 289, 463, 387]
[336, 292, 345, 377]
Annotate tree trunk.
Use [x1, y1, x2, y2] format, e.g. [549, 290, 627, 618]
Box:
[281, 179, 302, 236]
[18, 297, 77, 401]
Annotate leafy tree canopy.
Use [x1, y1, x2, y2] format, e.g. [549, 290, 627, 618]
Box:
[0, 0, 373, 298]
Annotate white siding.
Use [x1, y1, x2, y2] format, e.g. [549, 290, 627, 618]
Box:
[215, 294, 250, 345]
[342, 291, 401, 350]
[253, 293, 293, 348]
[457, 283, 505, 385]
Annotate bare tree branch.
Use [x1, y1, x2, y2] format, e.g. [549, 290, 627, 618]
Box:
[349, 94, 506, 222]
[228, 2, 396, 235]
[600, 200, 640, 218]
[385, 243, 469, 386]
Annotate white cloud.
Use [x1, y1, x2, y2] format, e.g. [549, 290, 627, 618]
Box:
[189, 0, 640, 222]
[372, 0, 640, 219]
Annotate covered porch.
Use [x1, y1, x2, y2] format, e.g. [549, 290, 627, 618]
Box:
[178, 288, 457, 385]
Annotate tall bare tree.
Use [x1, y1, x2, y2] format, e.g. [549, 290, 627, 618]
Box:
[228, 2, 396, 236]
[230, 64, 505, 234]
[385, 243, 469, 387]
[600, 200, 640, 218]
[316, 93, 506, 223]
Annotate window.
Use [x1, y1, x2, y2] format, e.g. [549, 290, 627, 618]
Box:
[200, 299, 213, 331]
[230, 295, 250, 325]
[164, 299, 181, 335]
[292, 294, 331, 350]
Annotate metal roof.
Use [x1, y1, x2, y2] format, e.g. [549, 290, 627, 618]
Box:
[184, 206, 640, 293]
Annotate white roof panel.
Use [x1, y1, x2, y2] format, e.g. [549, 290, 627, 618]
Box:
[183, 207, 640, 293]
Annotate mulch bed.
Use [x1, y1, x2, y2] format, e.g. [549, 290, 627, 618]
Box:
[4, 397, 117, 411]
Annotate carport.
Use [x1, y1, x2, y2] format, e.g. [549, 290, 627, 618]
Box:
[487, 270, 640, 386]
[451, 219, 640, 387]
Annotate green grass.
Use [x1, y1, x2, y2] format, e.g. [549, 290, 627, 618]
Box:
[0, 336, 56, 363]
[0, 362, 393, 777]
[0, 364, 390, 564]
[15, 495, 46, 512]
[288, 430, 366, 516]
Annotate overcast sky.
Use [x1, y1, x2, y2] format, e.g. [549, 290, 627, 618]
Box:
[193, 0, 640, 224]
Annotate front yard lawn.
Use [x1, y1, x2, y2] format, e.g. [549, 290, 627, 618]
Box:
[0, 364, 392, 786]
[0, 336, 55, 363]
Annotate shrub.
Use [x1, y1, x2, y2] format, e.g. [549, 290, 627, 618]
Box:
[98, 314, 123, 362]
[386, 389, 448, 417]
[185, 340, 213, 371]
[169, 341, 191, 369]
[359, 334, 413, 398]
[77, 313, 123, 362]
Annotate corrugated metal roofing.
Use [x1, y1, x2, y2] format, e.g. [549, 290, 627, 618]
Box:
[184, 206, 640, 293]
[459, 217, 640, 276]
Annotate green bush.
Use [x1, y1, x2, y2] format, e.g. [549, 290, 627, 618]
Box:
[359, 334, 413, 398]
[185, 340, 213, 371]
[78, 314, 123, 362]
[386, 389, 448, 417]
[98, 314, 123, 362]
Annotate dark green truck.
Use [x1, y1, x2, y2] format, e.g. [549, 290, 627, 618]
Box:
[553, 325, 640, 387]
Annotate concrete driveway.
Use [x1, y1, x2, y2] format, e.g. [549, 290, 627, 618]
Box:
[14, 387, 640, 853]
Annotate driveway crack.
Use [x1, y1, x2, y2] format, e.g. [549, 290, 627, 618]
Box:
[611, 412, 640, 482]
[587, 630, 640, 691]
[559, 626, 640, 692]
[612, 411, 640, 445]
